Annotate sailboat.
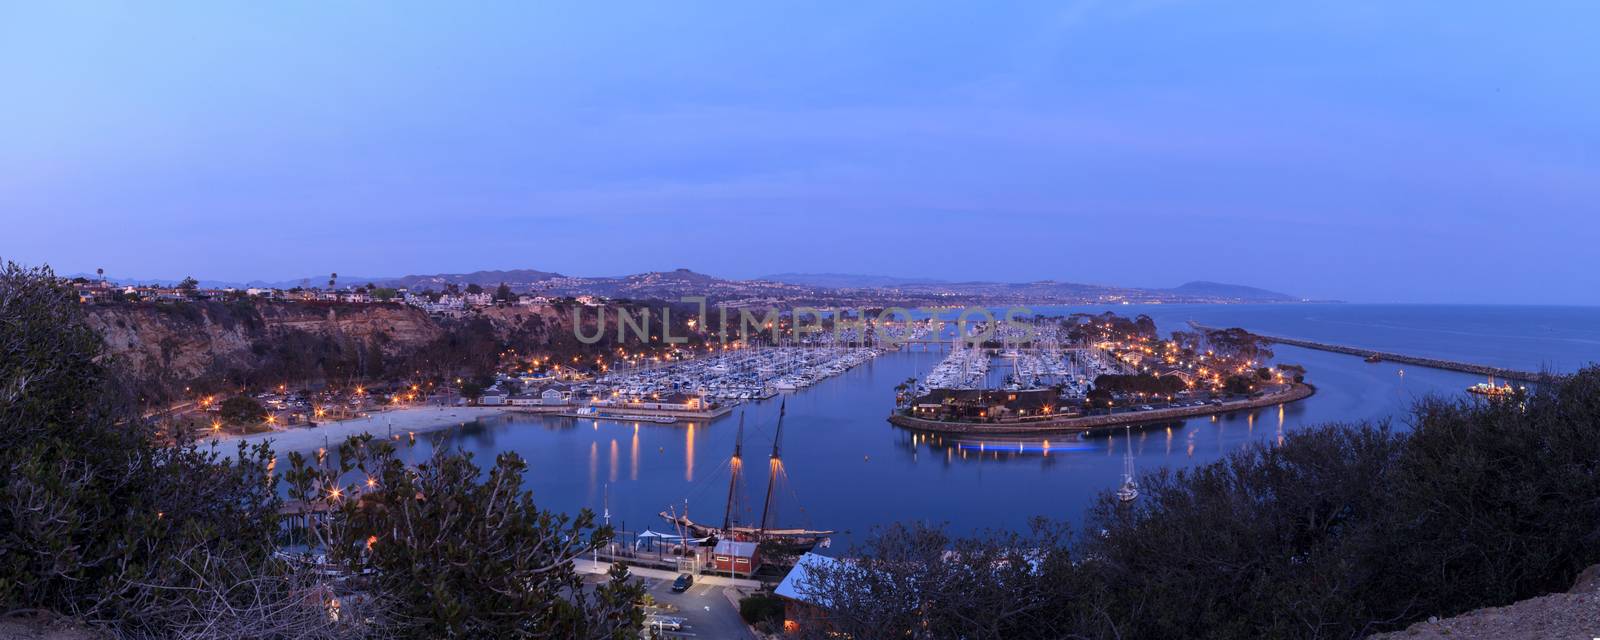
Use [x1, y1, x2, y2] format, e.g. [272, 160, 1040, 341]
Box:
[1116, 426, 1140, 503]
[659, 402, 834, 553]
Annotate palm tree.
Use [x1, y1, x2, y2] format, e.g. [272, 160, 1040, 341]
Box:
[328, 272, 338, 290]
[96, 267, 104, 282]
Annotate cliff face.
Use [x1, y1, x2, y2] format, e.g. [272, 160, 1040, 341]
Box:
[86, 300, 675, 403]
[86, 301, 446, 400]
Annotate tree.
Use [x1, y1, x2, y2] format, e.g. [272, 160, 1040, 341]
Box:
[220, 394, 268, 425]
[370, 287, 398, 302]
[495, 282, 514, 303]
[739, 592, 786, 629]
[286, 437, 644, 638]
[465, 283, 484, 295]
[0, 261, 285, 633]
[795, 521, 1092, 640]
[178, 276, 199, 291]
[329, 272, 338, 290]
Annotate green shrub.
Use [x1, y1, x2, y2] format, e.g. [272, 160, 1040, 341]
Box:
[739, 591, 786, 626]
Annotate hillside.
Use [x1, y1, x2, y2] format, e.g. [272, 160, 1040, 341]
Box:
[1369, 565, 1600, 639]
[1165, 280, 1296, 302]
[761, 272, 949, 288]
[383, 269, 563, 291]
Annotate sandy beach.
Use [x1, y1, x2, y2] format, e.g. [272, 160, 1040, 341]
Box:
[209, 406, 510, 455]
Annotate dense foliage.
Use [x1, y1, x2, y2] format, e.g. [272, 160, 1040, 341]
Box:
[0, 262, 285, 636]
[220, 394, 268, 425]
[3, 262, 645, 638]
[801, 369, 1600, 639]
[285, 436, 644, 639]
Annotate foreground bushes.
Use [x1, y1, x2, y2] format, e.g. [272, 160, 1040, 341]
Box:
[1, 263, 641, 639]
[804, 368, 1600, 639]
[1, 262, 287, 636]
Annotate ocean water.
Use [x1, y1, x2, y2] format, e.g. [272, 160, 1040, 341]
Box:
[332, 304, 1600, 549]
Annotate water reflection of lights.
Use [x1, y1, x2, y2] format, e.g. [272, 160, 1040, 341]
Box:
[684, 424, 695, 482]
[608, 439, 618, 484]
[952, 440, 1097, 454]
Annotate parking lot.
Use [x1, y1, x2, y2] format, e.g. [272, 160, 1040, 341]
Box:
[580, 563, 756, 639]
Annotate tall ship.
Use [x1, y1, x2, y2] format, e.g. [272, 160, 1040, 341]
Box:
[660, 402, 834, 554]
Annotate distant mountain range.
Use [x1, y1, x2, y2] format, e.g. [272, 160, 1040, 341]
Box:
[763, 273, 1296, 303]
[73, 268, 1298, 304]
[1163, 280, 1296, 302]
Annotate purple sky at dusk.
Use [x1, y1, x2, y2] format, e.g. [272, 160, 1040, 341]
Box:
[2, 2, 1596, 303]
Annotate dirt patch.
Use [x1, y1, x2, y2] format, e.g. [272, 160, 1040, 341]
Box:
[1369, 565, 1600, 639]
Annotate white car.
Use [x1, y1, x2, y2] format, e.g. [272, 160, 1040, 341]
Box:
[645, 615, 685, 631]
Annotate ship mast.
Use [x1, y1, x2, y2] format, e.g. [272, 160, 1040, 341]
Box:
[759, 400, 786, 539]
[721, 412, 745, 534]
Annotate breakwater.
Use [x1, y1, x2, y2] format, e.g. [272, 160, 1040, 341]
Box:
[1189, 322, 1547, 382]
[887, 383, 1315, 435]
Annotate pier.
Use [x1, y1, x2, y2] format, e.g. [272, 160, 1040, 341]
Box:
[1189, 322, 1547, 382]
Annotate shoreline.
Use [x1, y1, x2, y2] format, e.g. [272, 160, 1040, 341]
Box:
[887, 383, 1316, 435]
[208, 406, 510, 455]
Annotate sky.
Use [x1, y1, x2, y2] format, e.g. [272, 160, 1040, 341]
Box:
[1, 2, 1596, 304]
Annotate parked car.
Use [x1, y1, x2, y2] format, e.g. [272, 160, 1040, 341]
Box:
[645, 615, 685, 631]
[671, 573, 694, 592]
[1138, 405, 1154, 411]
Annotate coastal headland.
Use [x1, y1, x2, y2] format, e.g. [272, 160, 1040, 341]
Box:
[888, 383, 1315, 435]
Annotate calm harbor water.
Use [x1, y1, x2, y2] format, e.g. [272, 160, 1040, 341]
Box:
[361, 304, 1600, 550]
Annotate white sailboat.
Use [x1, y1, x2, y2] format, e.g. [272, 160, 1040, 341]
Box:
[1116, 426, 1140, 503]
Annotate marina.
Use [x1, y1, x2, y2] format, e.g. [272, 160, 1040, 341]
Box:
[591, 344, 890, 403]
[251, 304, 1597, 551]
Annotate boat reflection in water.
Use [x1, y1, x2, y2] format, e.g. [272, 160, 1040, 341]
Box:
[895, 420, 1183, 462]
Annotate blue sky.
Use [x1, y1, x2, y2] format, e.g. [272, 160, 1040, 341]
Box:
[1, 2, 1596, 303]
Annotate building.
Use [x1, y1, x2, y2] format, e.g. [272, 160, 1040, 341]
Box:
[597, 392, 708, 412]
[773, 552, 842, 633]
[508, 388, 568, 407]
[711, 539, 761, 578]
[909, 388, 1059, 422]
[478, 389, 506, 406]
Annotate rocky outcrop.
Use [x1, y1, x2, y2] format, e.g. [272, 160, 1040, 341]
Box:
[85, 300, 672, 403]
[1369, 565, 1600, 639]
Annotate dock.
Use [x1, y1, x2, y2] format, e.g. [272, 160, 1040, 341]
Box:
[1189, 322, 1548, 382]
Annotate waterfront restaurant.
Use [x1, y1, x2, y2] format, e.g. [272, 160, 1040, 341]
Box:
[910, 388, 1059, 422]
[596, 391, 709, 412]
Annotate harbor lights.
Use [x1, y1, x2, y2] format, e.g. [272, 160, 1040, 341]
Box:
[211, 420, 222, 432]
